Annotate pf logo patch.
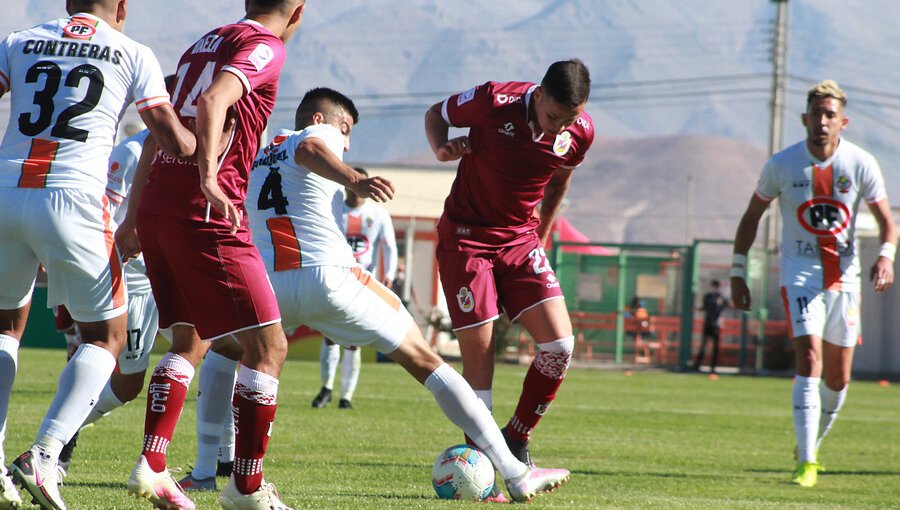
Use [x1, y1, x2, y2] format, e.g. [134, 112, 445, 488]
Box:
[456, 287, 475, 313]
[796, 197, 850, 237]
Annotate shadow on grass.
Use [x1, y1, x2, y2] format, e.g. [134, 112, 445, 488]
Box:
[571, 468, 713, 480]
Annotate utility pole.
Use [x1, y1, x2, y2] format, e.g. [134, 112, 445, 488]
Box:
[756, 0, 790, 371]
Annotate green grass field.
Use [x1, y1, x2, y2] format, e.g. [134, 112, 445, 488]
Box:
[5, 348, 900, 509]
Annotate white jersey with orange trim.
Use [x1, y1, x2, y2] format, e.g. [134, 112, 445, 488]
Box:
[0, 13, 169, 195]
[344, 200, 398, 280]
[756, 138, 887, 291]
[247, 124, 357, 272]
[106, 129, 151, 294]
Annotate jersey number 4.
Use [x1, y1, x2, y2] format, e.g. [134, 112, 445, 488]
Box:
[18, 61, 104, 142]
[257, 167, 289, 214]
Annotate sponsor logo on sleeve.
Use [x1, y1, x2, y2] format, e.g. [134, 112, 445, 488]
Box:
[495, 94, 523, 105]
[457, 287, 475, 313]
[553, 131, 573, 157]
[248, 43, 275, 72]
[457, 87, 476, 106]
[576, 117, 591, 130]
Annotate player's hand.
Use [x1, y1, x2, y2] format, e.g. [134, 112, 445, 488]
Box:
[200, 177, 241, 234]
[115, 218, 142, 263]
[434, 136, 472, 162]
[349, 176, 395, 203]
[730, 277, 752, 310]
[870, 256, 894, 293]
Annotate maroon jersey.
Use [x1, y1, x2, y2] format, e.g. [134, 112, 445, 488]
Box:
[140, 20, 286, 224]
[441, 81, 594, 232]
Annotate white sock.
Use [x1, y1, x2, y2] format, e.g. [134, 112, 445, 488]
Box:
[37, 343, 116, 460]
[320, 340, 339, 390]
[424, 364, 527, 481]
[0, 335, 18, 473]
[474, 389, 493, 412]
[194, 351, 238, 480]
[81, 381, 125, 428]
[340, 348, 361, 401]
[816, 384, 847, 452]
[793, 376, 821, 463]
[218, 408, 236, 464]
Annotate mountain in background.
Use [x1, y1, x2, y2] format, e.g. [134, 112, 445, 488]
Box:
[2, 0, 899, 243]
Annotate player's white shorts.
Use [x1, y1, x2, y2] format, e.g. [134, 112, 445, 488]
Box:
[270, 265, 414, 354]
[780, 285, 861, 348]
[119, 289, 161, 374]
[0, 188, 126, 321]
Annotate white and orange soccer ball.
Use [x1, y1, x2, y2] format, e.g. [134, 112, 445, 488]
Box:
[431, 445, 495, 501]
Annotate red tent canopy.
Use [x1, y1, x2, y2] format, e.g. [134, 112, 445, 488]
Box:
[546, 216, 612, 255]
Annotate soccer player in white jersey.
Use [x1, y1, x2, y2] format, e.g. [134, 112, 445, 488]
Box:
[311, 166, 399, 410]
[731, 80, 896, 488]
[0, 2, 197, 508]
[243, 87, 570, 502]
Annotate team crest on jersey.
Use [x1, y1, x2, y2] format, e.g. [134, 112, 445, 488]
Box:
[457, 287, 475, 313]
[553, 132, 573, 157]
[797, 197, 851, 237]
[835, 175, 852, 194]
[63, 18, 97, 40]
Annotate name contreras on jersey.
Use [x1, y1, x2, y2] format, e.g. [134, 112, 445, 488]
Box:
[190, 34, 223, 55]
[22, 39, 122, 65]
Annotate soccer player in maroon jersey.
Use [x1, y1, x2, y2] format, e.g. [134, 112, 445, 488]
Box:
[424, 59, 594, 482]
[115, 1, 306, 509]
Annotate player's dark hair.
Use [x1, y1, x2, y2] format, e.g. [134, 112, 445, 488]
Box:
[353, 167, 369, 177]
[711, 279, 720, 288]
[295, 87, 359, 130]
[247, 0, 304, 16]
[541, 59, 591, 108]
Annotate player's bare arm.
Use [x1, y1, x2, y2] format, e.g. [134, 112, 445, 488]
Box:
[867, 198, 897, 292]
[196, 71, 244, 233]
[536, 167, 575, 245]
[114, 134, 157, 262]
[425, 102, 471, 162]
[139, 104, 196, 158]
[295, 137, 395, 202]
[731, 195, 769, 310]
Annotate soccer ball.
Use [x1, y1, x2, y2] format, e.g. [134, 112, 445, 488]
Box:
[432, 444, 495, 501]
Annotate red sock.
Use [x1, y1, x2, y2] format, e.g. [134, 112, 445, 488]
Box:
[233, 367, 279, 495]
[506, 346, 572, 442]
[142, 353, 195, 472]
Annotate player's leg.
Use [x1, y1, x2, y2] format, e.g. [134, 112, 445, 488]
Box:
[218, 323, 289, 506]
[816, 342, 853, 453]
[313, 338, 338, 408]
[386, 326, 569, 502]
[693, 332, 709, 371]
[709, 328, 721, 374]
[0, 306, 28, 510]
[815, 290, 859, 457]
[182, 339, 240, 491]
[791, 334, 823, 486]
[504, 297, 573, 465]
[12, 188, 131, 508]
[338, 346, 361, 408]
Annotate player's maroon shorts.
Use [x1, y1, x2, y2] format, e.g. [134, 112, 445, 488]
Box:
[436, 216, 563, 330]
[53, 305, 74, 332]
[137, 212, 280, 340]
